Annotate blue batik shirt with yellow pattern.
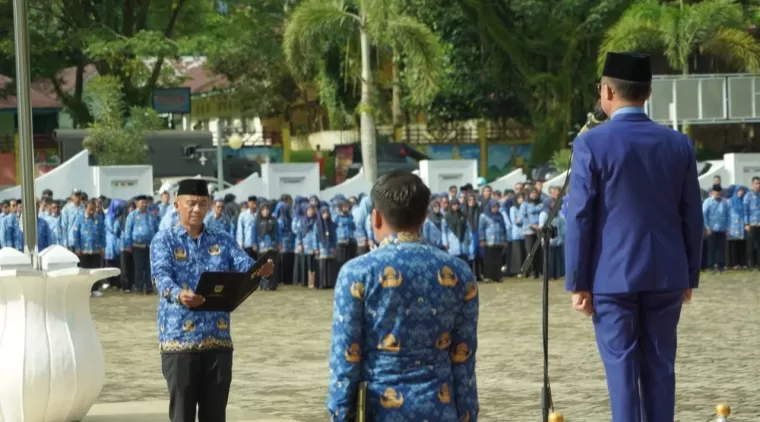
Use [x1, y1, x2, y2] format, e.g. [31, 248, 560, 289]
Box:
[70, 214, 106, 254]
[124, 209, 159, 248]
[745, 190, 760, 226]
[334, 213, 355, 244]
[150, 224, 254, 353]
[327, 232, 479, 422]
[204, 212, 235, 237]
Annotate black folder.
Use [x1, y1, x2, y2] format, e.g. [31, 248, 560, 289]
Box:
[190, 249, 278, 312]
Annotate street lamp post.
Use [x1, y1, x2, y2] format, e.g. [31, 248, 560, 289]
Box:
[12, 0, 38, 263]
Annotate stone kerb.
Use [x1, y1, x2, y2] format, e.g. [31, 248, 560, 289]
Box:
[0, 245, 119, 422]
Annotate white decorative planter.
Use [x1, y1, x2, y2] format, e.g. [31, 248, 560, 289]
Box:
[0, 246, 119, 422]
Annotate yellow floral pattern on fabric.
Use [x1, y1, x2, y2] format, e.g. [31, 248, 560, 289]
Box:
[327, 233, 479, 422]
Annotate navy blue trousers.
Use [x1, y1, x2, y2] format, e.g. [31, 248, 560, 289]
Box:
[593, 291, 683, 422]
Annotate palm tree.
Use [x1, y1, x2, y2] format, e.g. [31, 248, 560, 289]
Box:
[283, 0, 442, 183]
[601, 0, 760, 76]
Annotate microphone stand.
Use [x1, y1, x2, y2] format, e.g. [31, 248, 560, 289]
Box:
[520, 146, 573, 422]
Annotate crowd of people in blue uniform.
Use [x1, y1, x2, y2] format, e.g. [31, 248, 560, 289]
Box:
[0, 171, 758, 296]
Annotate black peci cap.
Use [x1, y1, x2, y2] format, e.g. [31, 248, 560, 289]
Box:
[177, 179, 210, 197]
[602, 52, 652, 82]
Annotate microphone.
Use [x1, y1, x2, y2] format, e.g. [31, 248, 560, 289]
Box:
[578, 101, 608, 135]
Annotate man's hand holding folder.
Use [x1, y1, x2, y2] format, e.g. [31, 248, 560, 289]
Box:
[186, 250, 276, 311]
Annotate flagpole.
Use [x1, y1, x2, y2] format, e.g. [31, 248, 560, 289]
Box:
[12, 0, 38, 264]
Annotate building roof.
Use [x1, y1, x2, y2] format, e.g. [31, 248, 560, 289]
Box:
[30, 58, 229, 100]
[31, 64, 99, 99]
[0, 74, 62, 110]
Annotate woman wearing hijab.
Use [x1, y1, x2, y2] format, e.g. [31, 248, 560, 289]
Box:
[441, 200, 474, 262]
[253, 202, 281, 290]
[333, 200, 355, 267]
[728, 186, 748, 269]
[519, 188, 543, 278]
[291, 200, 308, 286]
[296, 204, 319, 288]
[314, 206, 339, 288]
[104, 199, 125, 290]
[478, 200, 508, 282]
[352, 196, 373, 255]
[422, 199, 444, 248]
[119, 200, 136, 292]
[275, 202, 296, 285]
[538, 200, 566, 279]
[507, 193, 526, 277]
[463, 193, 482, 280]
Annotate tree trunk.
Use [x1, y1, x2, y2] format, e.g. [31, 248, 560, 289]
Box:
[359, 16, 377, 183]
[391, 52, 402, 132]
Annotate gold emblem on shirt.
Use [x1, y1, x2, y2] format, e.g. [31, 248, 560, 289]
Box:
[438, 383, 451, 404]
[464, 281, 478, 302]
[379, 267, 402, 288]
[380, 388, 404, 409]
[436, 332, 451, 350]
[438, 266, 458, 287]
[344, 343, 361, 363]
[174, 247, 187, 261]
[216, 318, 228, 330]
[214, 285, 224, 293]
[378, 334, 400, 353]
[208, 244, 221, 256]
[451, 343, 472, 363]
[182, 320, 196, 332]
[350, 282, 364, 300]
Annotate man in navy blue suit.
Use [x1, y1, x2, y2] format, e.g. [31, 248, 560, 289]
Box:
[564, 52, 703, 422]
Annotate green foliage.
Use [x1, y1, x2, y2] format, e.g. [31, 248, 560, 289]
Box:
[283, 0, 443, 126]
[601, 0, 760, 74]
[550, 148, 573, 173]
[457, 0, 633, 165]
[82, 76, 165, 166]
[196, 1, 302, 117]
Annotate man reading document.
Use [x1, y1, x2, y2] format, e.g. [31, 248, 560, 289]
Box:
[151, 179, 274, 422]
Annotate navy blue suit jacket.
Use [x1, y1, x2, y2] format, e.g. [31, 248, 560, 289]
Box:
[564, 112, 704, 294]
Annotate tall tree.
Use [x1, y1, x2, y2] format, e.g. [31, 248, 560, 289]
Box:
[601, 0, 760, 75]
[196, 0, 302, 119]
[458, 0, 632, 165]
[283, 0, 443, 183]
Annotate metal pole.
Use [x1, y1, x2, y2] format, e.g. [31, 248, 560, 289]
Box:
[216, 120, 224, 191]
[12, 0, 38, 262]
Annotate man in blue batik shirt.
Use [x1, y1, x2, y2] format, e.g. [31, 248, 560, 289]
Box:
[124, 195, 160, 294]
[151, 179, 273, 422]
[702, 184, 731, 272]
[565, 52, 703, 422]
[327, 171, 479, 422]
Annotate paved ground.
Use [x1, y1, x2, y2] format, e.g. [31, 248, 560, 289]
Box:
[93, 272, 760, 421]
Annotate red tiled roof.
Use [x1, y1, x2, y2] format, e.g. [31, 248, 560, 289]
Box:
[180, 64, 229, 94]
[0, 74, 62, 109]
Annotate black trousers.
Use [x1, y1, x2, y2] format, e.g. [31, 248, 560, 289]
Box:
[161, 351, 233, 422]
[748, 226, 760, 268]
[133, 246, 151, 292]
[120, 251, 135, 290]
[706, 232, 727, 270]
[79, 253, 102, 292]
